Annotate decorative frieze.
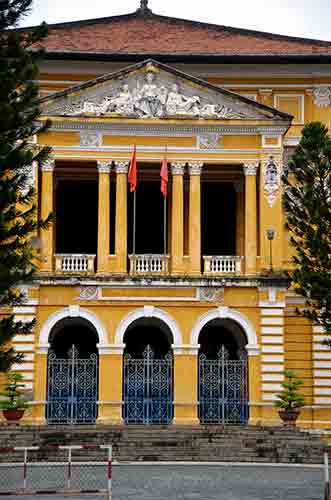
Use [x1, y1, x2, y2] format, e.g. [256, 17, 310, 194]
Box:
[114, 161, 130, 174]
[80, 131, 102, 148]
[198, 134, 222, 149]
[243, 163, 258, 176]
[41, 159, 55, 172]
[78, 285, 100, 301]
[97, 161, 112, 174]
[198, 287, 224, 304]
[171, 162, 186, 175]
[263, 156, 281, 208]
[188, 162, 203, 175]
[313, 86, 331, 108]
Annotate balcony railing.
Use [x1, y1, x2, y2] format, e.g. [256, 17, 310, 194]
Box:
[55, 254, 96, 273]
[129, 254, 170, 274]
[203, 256, 243, 275]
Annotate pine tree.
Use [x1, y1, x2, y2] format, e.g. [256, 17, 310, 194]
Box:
[0, 0, 53, 371]
[283, 122, 331, 342]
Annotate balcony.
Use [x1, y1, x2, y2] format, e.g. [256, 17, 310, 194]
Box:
[55, 254, 96, 274]
[129, 254, 170, 275]
[203, 256, 243, 275]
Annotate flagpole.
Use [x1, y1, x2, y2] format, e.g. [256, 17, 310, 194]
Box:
[133, 189, 136, 274]
[164, 195, 167, 274]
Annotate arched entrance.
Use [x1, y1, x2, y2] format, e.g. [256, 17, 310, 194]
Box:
[198, 318, 248, 424]
[123, 317, 173, 425]
[46, 317, 99, 424]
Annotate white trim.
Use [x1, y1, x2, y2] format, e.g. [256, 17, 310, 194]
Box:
[13, 315, 35, 323]
[262, 374, 284, 381]
[261, 336, 283, 344]
[12, 363, 34, 371]
[97, 343, 125, 355]
[314, 398, 331, 404]
[13, 344, 34, 352]
[190, 307, 258, 353]
[262, 383, 282, 391]
[315, 388, 331, 395]
[261, 309, 284, 316]
[315, 371, 331, 377]
[261, 345, 284, 353]
[261, 327, 283, 335]
[115, 306, 183, 346]
[262, 355, 284, 363]
[314, 361, 331, 368]
[262, 364, 284, 372]
[314, 352, 331, 359]
[13, 307, 36, 314]
[39, 306, 108, 346]
[259, 301, 285, 308]
[314, 380, 331, 386]
[13, 335, 34, 342]
[261, 317, 284, 325]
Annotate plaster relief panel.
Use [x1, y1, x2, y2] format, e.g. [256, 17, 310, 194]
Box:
[263, 157, 281, 208]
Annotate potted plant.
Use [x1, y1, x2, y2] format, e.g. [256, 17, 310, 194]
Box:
[0, 372, 27, 424]
[274, 370, 305, 427]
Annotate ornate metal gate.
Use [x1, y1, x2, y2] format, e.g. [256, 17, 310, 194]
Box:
[46, 345, 98, 424]
[199, 345, 248, 424]
[123, 345, 173, 424]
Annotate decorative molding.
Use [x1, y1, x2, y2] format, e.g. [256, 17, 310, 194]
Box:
[97, 343, 125, 355]
[198, 134, 222, 149]
[77, 286, 100, 301]
[198, 287, 224, 303]
[263, 156, 281, 208]
[97, 160, 112, 173]
[243, 163, 258, 176]
[37, 343, 50, 354]
[313, 86, 331, 108]
[188, 162, 203, 175]
[114, 161, 130, 174]
[171, 162, 186, 175]
[80, 131, 102, 148]
[41, 159, 55, 172]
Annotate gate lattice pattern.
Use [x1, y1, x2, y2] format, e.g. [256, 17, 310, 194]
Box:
[46, 346, 98, 424]
[199, 345, 248, 424]
[123, 345, 173, 424]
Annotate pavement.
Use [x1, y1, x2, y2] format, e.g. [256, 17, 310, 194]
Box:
[0, 463, 326, 499]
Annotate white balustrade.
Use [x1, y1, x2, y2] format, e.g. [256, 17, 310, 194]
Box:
[129, 254, 170, 274]
[55, 254, 96, 273]
[203, 256, 243, 275]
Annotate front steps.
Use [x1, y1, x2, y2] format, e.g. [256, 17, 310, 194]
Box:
[0, 425, 325, 464]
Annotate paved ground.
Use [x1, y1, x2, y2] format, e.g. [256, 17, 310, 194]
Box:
[0, 463, 326, 499]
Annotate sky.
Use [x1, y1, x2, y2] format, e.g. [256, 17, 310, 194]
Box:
[21, 0, 331, 41]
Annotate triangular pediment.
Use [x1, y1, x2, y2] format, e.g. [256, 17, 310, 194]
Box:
[40, 60, 291, 122]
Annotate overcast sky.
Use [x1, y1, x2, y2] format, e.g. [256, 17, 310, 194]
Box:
[21, 0, 331, 41]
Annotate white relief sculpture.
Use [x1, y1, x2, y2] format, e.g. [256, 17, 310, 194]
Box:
[313, 87, 331, 108]
[263, 157, 281, 208]
[199, 287, 224, 303]
[43, 66, 253, 120]
[198, 134, 222, 149]
[80, 131, 102, 148]
[78, 286, 100, 301]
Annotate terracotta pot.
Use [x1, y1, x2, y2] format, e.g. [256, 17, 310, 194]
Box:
[3, 409, 25, 425]
[278, 409, 300, 427]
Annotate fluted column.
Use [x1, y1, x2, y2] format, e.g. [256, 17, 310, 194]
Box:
[244, 164, 258, 275]
[40, 159, 55, 273]
[97, 161, 112, 274]
[114, 161, 129, 274]
[171, 163, 185, 274]
[188, 162, 203, 275]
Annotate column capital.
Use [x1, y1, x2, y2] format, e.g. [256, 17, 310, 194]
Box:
[243, 163, 258, 176]
[114, 161, 130, 174]
[97, 161, 112, 174]
[41, 159, 55, 172]
[188, 162, 203, 175]
[171, 162, 186, 175]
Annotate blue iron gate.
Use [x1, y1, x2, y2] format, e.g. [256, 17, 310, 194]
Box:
[199, 345, 248, 424]
[46, 345, 98, 424]
[123, 345, 173, 424]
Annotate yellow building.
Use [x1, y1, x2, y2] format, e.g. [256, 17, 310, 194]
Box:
[10, 2, 331, 427]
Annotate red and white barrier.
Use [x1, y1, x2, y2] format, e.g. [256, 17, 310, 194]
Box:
[0, 444, 112, 499]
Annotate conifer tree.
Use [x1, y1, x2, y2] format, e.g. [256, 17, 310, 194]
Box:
[283, 122, 331, 343]
[0, 0, 53, 371]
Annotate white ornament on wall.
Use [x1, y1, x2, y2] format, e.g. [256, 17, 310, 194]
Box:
[263, 157, 281, 208]
[80, 131, 102, 148]
[313, 87, 331, 108]
[198, 134, 222, 149]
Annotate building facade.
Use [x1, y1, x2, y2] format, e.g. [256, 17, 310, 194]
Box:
[8, 3, 331, 427]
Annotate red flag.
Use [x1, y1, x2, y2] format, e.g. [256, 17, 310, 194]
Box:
[128, 145, 137, 192]
[160, 149, 168, 197]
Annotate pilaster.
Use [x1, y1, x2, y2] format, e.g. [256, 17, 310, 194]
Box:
[31, 346, 49, 424]
[97, 345, 124, 425]
[40, 159, 55, 273]
[97, 161, 112, 274]
[243, 163, 258, 275]
[188, 162, 203, 276]
[171, 163, 185, 274]
[173, 346, 200, 425]
[114, 161, 129, 274]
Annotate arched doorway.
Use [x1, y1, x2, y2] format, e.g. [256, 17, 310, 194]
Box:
[123, 317, 173, 425]
[46, 317, 99, 424]
[198, 318, 248, 424]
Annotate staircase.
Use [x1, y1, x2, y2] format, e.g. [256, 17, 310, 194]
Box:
[0, 425, 325, 464]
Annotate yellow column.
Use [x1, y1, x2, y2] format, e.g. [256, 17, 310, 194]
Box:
[31, 345, 49, 424]
[40, 160, 54, 273]
[97, 161, 112, 274]
[114, 161, 129, 274]
[259, 152, 283, 271]
[97, 345, 124, 424]
[188, 162, 203, 275]
[246, 345, 261, 425]
[173, 347, 199, 425]
[244, 164, 258, 275]
[171, 163, 185, 274]
[234, 180, 245, 257]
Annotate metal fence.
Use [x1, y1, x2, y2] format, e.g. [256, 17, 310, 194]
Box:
[0, 445, 112, 498]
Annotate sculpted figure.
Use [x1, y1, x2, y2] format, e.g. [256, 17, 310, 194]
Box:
[107, 84, 134, 114]
[136, 72, 163, 117]
[166, 84, 200, 115]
